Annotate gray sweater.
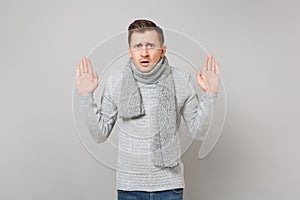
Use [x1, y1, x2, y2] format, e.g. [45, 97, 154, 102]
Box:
[78, 66, 217, 192]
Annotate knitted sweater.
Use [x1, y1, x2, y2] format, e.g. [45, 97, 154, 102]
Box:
[78, 66, 217, 192]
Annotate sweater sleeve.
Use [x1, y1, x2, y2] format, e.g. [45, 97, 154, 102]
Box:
[180, 75, 217, 140]
[78, 79, 118, 143]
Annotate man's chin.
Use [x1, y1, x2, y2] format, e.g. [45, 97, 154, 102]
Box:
[137, 65, 155, 73]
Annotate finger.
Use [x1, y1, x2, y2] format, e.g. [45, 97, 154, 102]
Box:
[198, 71, 209, 92]
[204, 56, 209, 71]
[87, 57, 93, 74]
[83, 56, 88, 73]
[197, 70, 202, 78]
[197, 70, 206, 82]
[80, 58, 84, 74]
[215, 61, 220, 75]
[93, 71, 98, 80]
[197, 71, 202, 83]
[76, 64, 81, 78]
[208, 54, 212, 71]
[94, 71, 99, 87]
[211, 55, 215, 72]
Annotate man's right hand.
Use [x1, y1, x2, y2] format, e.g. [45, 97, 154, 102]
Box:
[76, 56, 99, 96]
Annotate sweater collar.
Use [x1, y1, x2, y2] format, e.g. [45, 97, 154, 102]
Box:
[129, 56, 171, 84]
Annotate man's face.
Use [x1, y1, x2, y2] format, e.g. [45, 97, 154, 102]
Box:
[128, 30, 166, 73]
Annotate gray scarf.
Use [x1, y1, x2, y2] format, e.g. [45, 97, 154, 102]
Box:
[119, 56, 180, 168]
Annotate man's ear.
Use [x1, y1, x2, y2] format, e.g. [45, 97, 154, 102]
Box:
[128, 47, 132, 58]
[161, 45, 167, 57]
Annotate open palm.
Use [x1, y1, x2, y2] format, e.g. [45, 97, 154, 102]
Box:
[76, 57, 99, 96]
[197, 55, 220, 94]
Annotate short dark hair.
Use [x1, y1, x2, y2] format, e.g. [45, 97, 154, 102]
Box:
[128, 19, 164, 46]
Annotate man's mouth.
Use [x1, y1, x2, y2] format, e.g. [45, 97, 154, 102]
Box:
[140, 60, 150, 67]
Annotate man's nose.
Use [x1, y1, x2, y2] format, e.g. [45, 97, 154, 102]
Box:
[140, 47, 149, 57]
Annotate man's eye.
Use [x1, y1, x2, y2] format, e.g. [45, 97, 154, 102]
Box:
[147, 44, 154, 48]
[134, 44, 142, 48]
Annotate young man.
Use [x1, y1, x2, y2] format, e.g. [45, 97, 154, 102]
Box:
[76, 19, 219, 200]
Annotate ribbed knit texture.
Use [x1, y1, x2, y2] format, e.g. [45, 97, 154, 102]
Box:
[119, 57, 179, 168]
[78, 64, 217, 192]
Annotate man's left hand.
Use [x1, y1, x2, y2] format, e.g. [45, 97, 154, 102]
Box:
[197, 54, 220, 94]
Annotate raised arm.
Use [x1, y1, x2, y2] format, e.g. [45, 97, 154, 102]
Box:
[76, 57, 117, 143]
[181, 54, 219, 140]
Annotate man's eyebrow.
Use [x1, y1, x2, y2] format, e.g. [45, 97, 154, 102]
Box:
[131, 42, 142, 46]
[146, 42, 154, 45]
[131, 41, 155, 45]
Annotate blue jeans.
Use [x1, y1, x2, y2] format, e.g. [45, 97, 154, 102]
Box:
[117, 188, 183, 200]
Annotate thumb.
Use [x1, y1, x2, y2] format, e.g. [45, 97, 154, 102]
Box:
[93, 71, 98, 80]
[76, 64, 81, 78]
[197, 70, 203, 82]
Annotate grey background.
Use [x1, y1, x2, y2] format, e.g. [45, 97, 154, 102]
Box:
[1, 0, 299, 199]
